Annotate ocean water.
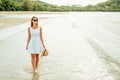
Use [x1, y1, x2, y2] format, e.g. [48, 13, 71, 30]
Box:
[0, 12, 120, 80]
[69, 12, 120, 80]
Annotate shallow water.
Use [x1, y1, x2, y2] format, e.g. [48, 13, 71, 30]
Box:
[0, 12, 120, 80]
[69, 12, 120, 80]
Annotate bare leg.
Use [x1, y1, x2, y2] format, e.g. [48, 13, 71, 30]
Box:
[36, 54, 40, 69]
[31, 54, 36, 71]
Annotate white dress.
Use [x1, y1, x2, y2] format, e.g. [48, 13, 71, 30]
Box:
[27, 26, 42, 54]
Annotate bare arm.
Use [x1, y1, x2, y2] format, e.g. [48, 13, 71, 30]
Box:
[40, 27, 45, 48]
[26, 27, 31, 50]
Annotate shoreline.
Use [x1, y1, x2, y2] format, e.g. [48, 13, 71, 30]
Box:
[0, 11, 119, 14]
[0, 11, 71, 15]
[0, 11, 119, 30]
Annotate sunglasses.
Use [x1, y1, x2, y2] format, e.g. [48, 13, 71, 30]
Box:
[33, 19, 38, 21]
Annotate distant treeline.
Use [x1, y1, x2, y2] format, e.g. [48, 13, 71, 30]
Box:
[0, 0, 120, 11]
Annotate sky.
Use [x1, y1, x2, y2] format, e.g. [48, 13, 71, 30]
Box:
[40, 0, 108, 6]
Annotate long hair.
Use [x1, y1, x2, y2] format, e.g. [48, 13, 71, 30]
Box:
[31, 16, 38, 27]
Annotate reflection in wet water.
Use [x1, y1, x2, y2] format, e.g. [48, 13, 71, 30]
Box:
[32, 73, 40, 80]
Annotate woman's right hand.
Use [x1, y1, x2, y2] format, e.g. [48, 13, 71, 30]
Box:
[26, 45, 28, 50]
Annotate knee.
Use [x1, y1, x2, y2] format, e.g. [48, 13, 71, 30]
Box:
[36, 56, 39, 60]
[31, 56, 36, 61]
[31, 57, 35, 61]
[36, 55, 39, 60]
[31, 54, 36, 60]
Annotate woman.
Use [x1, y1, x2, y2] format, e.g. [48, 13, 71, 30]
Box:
[26, 16, 46, 73]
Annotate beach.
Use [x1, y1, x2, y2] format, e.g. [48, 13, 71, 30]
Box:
[0, 12, 120, 80]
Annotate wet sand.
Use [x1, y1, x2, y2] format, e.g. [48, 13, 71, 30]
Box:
[0, 18, 29, 30]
